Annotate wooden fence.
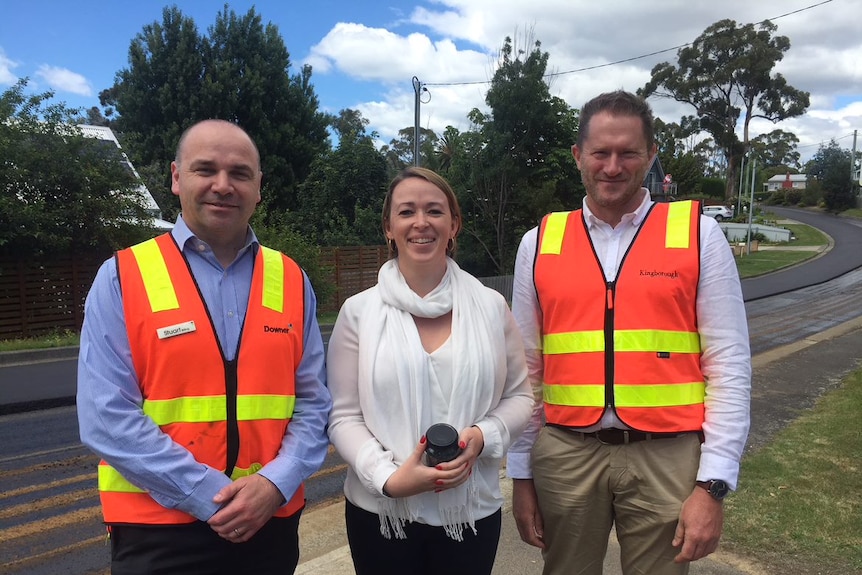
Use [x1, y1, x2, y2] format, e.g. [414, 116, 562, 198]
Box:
[0, 245, 517, 339]
[0, 246, 390, 339]
[318, 246, 388, 312]
[0, 254, 107, 339]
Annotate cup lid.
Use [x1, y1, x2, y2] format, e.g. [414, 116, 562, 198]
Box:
[426, 423, 458, 448]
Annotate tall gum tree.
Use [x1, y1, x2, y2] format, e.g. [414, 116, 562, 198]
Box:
[639, 19, 809, 200]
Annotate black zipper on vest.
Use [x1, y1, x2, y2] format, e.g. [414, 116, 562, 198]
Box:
[224, 358, 239, 477]
[604, 280, 616, 410]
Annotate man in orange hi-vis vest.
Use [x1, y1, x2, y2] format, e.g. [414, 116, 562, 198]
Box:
[77, 120, 332, 574]
[507, 91, 751, 575]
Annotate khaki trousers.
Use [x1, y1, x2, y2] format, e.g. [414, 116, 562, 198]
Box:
[531, 426, 702, 575]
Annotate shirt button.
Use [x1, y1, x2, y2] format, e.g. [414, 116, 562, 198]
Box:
[228, 311, 234, 317]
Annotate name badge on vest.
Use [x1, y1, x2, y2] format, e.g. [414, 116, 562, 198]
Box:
[157, 321, 196, 340]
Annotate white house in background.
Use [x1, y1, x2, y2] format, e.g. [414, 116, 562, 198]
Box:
[78, 124, 174, 231]
[765, 172, 807, 193]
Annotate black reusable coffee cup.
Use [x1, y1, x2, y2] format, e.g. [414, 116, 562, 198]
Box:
[424, 423, 462, 467]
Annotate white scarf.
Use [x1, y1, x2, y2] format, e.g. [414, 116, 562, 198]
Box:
[357, 257, 501, 540]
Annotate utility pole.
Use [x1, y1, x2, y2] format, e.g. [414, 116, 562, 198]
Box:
[737, 153, 746, 217]
[412, 76, 423, 167]
[746, 159, 757, 256]
[852, 129, 858, 183]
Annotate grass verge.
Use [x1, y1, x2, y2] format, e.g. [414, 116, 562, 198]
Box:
[723, 369, 862, 574]
[0, 313, 342, 352]
[735, 250, 818, 278]
[0, 329, 79, 352]
[781, 223, 830, 246]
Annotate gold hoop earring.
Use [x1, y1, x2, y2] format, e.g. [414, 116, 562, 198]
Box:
[446, 237, 455, 255]
[388, 238, 397, 254]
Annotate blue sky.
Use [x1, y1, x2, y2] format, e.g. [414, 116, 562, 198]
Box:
[2, 0, 861, 161]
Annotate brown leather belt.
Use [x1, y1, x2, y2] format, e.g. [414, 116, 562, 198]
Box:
[550, 425, 699, 445]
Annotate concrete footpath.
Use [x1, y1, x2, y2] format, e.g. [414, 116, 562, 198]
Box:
[294, 315, 862, 575]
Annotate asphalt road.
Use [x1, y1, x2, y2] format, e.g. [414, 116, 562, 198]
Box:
[740, 206, 862, 300]
[2, 207, 861, 574]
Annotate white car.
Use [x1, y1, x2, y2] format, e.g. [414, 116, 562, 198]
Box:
[702, 205, 734, 221]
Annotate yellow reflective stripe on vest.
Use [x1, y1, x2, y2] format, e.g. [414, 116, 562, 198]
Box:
[131, 239, 179, 313]
[615, 329, 701, 353]
[99, 465, 146, 493]
[544, 329, 700, 355]
[142, 394, 295, 426]
[539, 212, 571, 255]
[259, 246, 284, 312]
[544, 382, 705, 408]
[544, 383, 605, 407]
[544, 330, 605, 354]
[237, 394, 295, 421]
[665, 200, 693, 249]
[99, 462, 269, 494]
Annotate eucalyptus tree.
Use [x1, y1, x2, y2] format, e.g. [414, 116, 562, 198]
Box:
[640, 19, 809, 199]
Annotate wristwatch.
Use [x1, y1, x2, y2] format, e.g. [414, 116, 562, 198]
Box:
[696, 479, 730, 501]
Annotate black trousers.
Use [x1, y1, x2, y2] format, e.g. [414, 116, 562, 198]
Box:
[345, 499, 502, 575]
[109, 512, 301, 575]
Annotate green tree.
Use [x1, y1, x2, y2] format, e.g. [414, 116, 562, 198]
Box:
[203, 5, 331, 214]
[451, 34, 583, 275]
[99, 5, 204, 217]
[101, 5, 330, 219]
[0, 80, 153, 256]
[295, 109, 388, 246]
[640, 19, 809, 200]
[806, 140, 855, 212]
[380, 127, 440, 176]
[654, 117, 705, 195]
[749, 129, 801, 169]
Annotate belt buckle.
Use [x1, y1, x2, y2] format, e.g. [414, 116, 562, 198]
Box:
[595, 429, 628, 445]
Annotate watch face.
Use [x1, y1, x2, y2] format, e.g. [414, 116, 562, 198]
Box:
[710, 480, 730, 500]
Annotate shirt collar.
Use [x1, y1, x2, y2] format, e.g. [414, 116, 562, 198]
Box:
[582, 188, 654, 230]
[171, 214, 259, 255]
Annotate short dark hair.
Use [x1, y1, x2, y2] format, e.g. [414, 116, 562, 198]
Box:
[577, 91, 655, 150]
[382, 167, 462, 258]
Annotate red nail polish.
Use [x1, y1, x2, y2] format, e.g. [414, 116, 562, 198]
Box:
[435, 465, 443, 470]
[420, 435, 426, 444]
[459, 441, 466, 449]
[435, 479, 444, 486]
[435, 488, 442, 493]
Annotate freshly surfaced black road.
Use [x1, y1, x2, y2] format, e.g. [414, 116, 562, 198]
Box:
[741, 206, 862, 300]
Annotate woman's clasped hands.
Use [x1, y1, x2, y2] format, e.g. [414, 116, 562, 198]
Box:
[382, 426, 484, 498]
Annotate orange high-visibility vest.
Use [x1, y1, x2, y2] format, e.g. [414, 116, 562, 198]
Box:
[98, 233, 305, 524]
[534, 200, 706, 432]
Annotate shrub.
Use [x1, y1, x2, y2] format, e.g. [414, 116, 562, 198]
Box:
[700, 178, 726, 198]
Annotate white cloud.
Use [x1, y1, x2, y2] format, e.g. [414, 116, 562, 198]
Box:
[0, 47, 19, 85]
[306, 0, 862, 161]
[307, 22, 489, 84]
[35, 65, 92, 97]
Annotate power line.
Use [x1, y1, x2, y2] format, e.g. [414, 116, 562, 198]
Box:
[423, 0, 834, 88]
[796, 132, 855, 150]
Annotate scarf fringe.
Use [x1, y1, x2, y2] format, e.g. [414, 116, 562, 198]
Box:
[376, 475, 479, 542]
[377, 496, 420, 540]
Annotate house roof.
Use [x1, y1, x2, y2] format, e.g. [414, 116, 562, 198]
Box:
[78, 124, 173, 230]
[767, 173, 807, 183]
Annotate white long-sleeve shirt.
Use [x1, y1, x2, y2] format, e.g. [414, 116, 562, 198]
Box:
[507, 191, 751, 489]
[328, 283, 534, 524]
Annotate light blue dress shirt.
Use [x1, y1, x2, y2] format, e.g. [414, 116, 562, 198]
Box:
[77, 216, 331, 521]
